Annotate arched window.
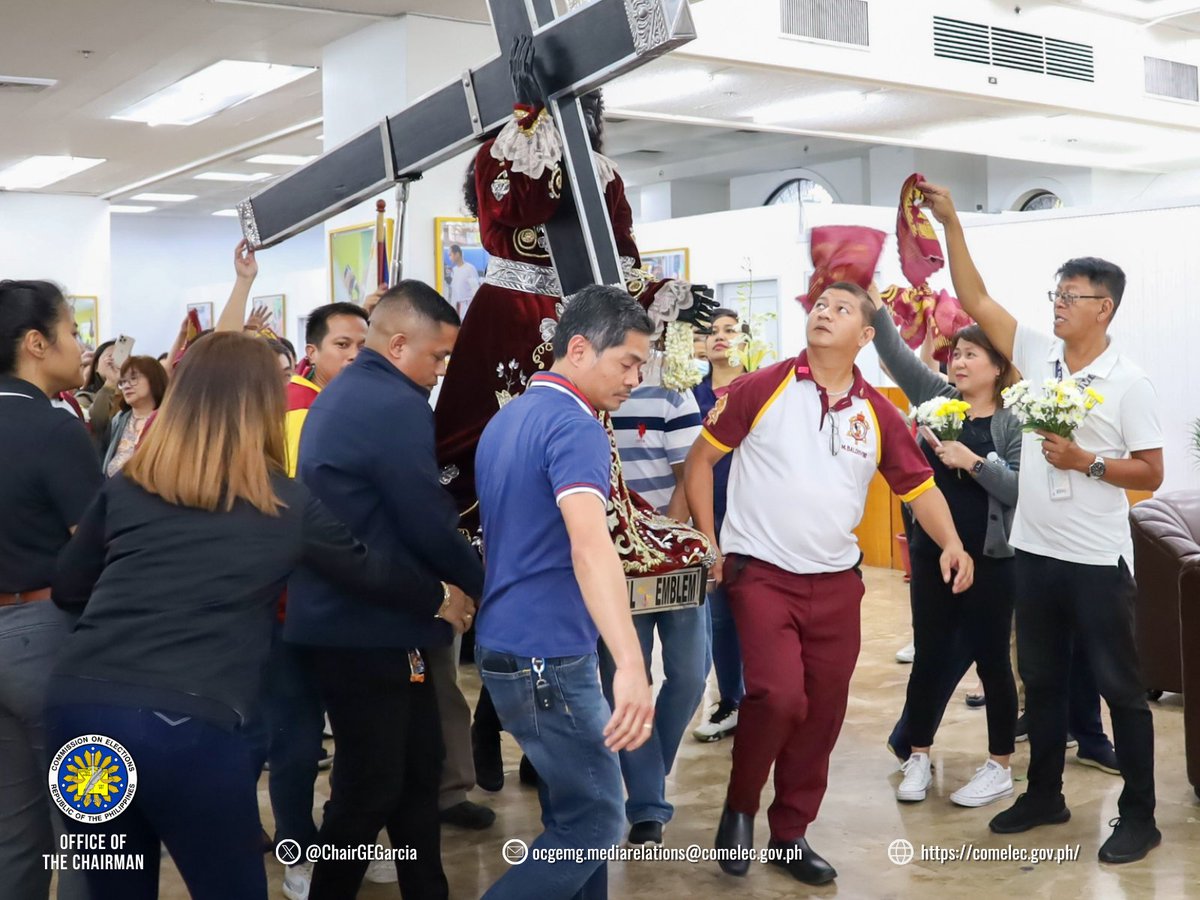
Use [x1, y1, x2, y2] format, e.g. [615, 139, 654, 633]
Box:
[765, 177, 835, 206]
[1018, 190, 1063, 212]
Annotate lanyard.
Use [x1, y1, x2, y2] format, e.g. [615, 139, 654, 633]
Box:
[1053, 359, 1096, 391]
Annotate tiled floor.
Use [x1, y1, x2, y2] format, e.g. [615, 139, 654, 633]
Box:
[141, 567, 1197, 898]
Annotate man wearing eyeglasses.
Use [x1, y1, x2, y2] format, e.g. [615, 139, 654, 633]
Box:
[918, 181, 1164, 864]
[685, 282, 974, 886]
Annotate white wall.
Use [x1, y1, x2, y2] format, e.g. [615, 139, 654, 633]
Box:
[109, 214, 324, 356]
[321, 15, 498, 292]
[0, 192, 111, 337]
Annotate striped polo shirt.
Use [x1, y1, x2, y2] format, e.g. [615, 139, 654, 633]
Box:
[612, 378, 702, 513]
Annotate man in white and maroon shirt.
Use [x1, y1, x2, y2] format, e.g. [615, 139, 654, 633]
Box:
[685, 281, 974, 886]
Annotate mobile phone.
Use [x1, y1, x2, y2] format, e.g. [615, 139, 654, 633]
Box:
[918, 425, 943, 449]
[111, 335, 135, 369]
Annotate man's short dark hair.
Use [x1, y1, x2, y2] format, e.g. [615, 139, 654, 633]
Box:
[552, 285, 655, 359]
[449, 244, 462, 256]
[825, 281, 875, 323]
[306, 302, 369, 347]
[377, 279, 461, 328]
[1056, 257, 1125, 316]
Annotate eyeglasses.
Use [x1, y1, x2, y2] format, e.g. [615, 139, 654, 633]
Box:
[117, 373, 141, 390]
[1047, 290, 1108, 307]
[828, 408, 840, 457]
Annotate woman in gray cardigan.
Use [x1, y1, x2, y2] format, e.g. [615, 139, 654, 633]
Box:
[867, 288, 1022, 810]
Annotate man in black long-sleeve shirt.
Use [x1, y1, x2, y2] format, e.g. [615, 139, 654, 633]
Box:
[287, 280, 483, 899]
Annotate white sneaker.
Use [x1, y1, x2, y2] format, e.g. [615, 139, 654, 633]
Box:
[896, 752, 932, 802]
[895, 642, 915, 664]
[281, 862, 312, 900]
[365, 857, 398, 884]
[692, 701, 738, 742]
[950, 759, 1014, 808]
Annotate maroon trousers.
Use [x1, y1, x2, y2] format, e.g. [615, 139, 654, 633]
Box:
[724, 555, 864, 841]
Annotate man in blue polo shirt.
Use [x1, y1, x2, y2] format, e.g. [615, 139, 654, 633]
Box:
[475, 285, 657, 900]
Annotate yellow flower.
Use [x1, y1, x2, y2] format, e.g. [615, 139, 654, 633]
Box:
[1084, 387, 1105, 409]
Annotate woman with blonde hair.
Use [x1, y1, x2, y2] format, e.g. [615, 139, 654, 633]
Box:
[46, 332, 443, 900]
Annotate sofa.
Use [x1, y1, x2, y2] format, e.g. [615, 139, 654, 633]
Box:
[1129, 492, 1200, 798]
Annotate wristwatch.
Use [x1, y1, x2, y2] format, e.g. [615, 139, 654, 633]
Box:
[1087, 455, 1107, 479]
[971, 459, 985, 476]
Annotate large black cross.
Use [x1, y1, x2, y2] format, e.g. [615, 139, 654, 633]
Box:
[236, 0, 695, 295]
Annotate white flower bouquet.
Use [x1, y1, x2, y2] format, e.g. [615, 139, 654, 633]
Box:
[912, 397, 971, 441]
[1001, 378, 1103, 438]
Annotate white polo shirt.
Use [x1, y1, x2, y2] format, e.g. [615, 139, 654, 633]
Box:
[1010, 323, 1162, 567]
[702, 353, 935, 575]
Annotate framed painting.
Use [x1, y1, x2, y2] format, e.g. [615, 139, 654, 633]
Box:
[435, 216, 491, 320]
[641, 248, 689, 282]
[253, 294, 287, 336]
[186, 301, 214, 331]
[329, 219, 393, 303]
[67, 295, 99, 351]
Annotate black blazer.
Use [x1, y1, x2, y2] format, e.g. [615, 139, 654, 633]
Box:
[51, 472, 442, 727]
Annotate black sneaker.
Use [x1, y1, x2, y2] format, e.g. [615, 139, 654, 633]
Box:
[692, 700, 738, 743]
[1014, 712, 1028, 743]
[988, 792, 1071, 834]
[1098, 817, 1161, 864]
[1076, 743, 1120, 775]
[628, 821, 664, 845]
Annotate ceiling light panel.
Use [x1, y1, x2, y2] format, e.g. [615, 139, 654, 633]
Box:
[112, 60, 317, 127]
[0, 156, 105, 189]
[130, 192, 197, 202]
[193, 171, 273, 182]
[110, 205, 157, 213]
[246, 154, 317, 165]
[212, 209, 240, 217]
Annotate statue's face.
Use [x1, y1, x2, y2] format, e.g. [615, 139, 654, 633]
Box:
[582, 92, 604, 150]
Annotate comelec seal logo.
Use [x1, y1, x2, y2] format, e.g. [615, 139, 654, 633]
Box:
[48, 735, 137, 822]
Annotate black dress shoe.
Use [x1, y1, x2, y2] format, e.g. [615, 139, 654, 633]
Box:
[628, 821, 664, 845]
[767, 837, 837, 886]
[988, 792, 1071, 834]
[472, 722, 504, 792]
[1098, 817, 1161, 864]
[439, 800, 496, 830]
[518, 754, 539, 786]
[714, 805, 754, 876]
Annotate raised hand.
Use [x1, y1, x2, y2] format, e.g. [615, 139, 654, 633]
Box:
[509, 33, 543, 107]
[234, 239, 258, 282]
[916, 181, 958, 225]
[244, 304, 271, 333]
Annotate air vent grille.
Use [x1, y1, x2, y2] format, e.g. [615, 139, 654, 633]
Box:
[1145, 55, 1198, 102]
[932, 16, 1094, 83]
[781, 0, 869, 47]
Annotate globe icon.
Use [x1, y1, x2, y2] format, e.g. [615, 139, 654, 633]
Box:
[888, 838, 915, 865]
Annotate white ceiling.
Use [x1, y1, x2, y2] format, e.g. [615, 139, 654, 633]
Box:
[5, 0, 1200, 218]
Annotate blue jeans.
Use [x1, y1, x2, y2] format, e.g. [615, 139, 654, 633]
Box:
[477, 647, 623, 900]
[704, 585, 744, 707]
[246, 621, 324, 851]
[599, 606, 707, 825]
[44, 702, 266, 900]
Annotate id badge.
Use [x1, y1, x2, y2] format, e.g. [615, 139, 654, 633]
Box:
[1048, 467, 1072, 501]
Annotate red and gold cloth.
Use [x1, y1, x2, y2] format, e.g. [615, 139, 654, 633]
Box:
[896, 173, 944, 287]
[801, 226, 887, 312]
